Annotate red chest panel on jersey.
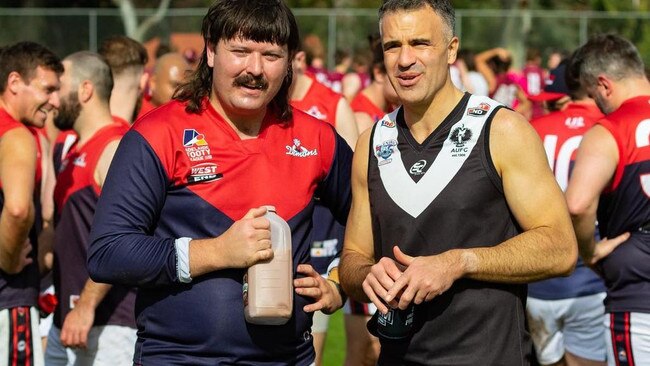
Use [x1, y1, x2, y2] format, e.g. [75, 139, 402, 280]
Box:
[135, 100, 336, 221]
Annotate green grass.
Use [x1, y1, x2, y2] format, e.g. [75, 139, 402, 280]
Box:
[322, 310, 346, 366]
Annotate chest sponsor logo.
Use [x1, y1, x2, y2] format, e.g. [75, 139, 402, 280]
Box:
[183, 129, 213, 162]
[467, 102, 490, 117]
[449, 125, 472, 157]
[381, 119, 396, 128]
[409, 159, 427, 176]
[306, 106, 327, 121]
[187, 162, 222, 184]
[286, 138, 318, 157]
[375, 139, 397, 166]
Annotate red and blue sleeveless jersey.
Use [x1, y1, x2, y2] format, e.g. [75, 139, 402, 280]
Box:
[291, 76, 340, 127]
[87, 99, 352, 365]
[291, 78, 347, 275]
[0, 108, 40, 310]
[529, 102, 605, 300]
[351, 92, 385, 123]
[596, 95, 650, 313]
[52, 122, 133, 328]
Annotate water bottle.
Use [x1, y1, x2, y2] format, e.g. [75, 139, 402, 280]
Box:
[244, 206, 293, 325]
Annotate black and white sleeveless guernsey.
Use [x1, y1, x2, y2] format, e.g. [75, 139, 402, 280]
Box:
[368, 93, 531, 365]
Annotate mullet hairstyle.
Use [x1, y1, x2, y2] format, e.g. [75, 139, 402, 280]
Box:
[379, 0, 455, 41]
[0, 41, 63, 93]
[174, 0, 300, 120]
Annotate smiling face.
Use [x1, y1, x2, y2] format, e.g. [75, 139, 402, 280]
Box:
[15, 66, 60, 128]
[207, 37, 289, 122]
[380, 6, 458, 111]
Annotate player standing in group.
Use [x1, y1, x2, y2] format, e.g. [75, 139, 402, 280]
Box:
[340, 1, 577, 365]
[0, 41, 62, 366]
[527, 59, 609, 366]
[87, 1, 350, 365]
[138, 52, 190, 118]
[567, 33, 650, 366]
[42, 51, 133, 366]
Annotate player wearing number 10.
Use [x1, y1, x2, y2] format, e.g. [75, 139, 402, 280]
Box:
[566, 34, 650, 365]
[528, 59, 607, 366]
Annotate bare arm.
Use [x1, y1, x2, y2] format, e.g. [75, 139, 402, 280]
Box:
[38, 134, 56, 274]
[566, 125, 625, 263]
[60, 280, 111, 348]
[354, 112, 375, 135]
[335, 98, 359, 151]
[0, 128, 36, 274]
[475, 48, 509, 94]
[341, 73, 362, 102]
[385, 109, 578, 310]
[340, 130, 389, 304]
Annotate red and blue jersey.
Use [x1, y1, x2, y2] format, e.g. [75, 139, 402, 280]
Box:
[0, 108, 40, 311]
[52, 122, 132, 328]
[529, 102, 605, 300]
[87, 99, 352, 365]
[596, 96, 650, 313]
[291, 75, 340, 128]
[351, 92, 385, 124]
[291, 78, 347, 275]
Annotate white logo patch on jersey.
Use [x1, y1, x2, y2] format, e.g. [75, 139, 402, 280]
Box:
[409, 160, 427, 176]
[286, 138, 318, 157]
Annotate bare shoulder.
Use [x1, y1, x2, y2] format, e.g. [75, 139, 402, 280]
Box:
[489, 108, 546, 175]
[0, 126, 36, 153]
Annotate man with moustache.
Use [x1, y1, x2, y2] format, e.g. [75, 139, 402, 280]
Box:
[340, 1, 577, 365]
[86, 1, 351, 365]
[0, 41, 62, 366]
[43, 51, 133, 366]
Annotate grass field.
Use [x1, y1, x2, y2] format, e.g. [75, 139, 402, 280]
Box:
[322, 310, 346, 366]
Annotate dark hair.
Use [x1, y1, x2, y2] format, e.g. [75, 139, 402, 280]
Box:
[368, 33, 386, 82]
[174, 0, 300, 119]
[526, 48, 541, 62]
[334, 49, 349, 66]
[379, 0, 455, 40]
[0, 41, 63, 93]
[565, 55, 587, 100]
[99, 36, 148, 76]
[457, 49, 476, 71]
[572, 33, 645, 89]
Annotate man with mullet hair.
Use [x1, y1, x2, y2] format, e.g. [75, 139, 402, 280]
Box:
[340, 0, 577, 364]
[0, 41, 62, 366]
[87, 0, 351, 364]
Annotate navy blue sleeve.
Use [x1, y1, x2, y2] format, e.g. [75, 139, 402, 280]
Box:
[317, 131, 353, 228]
[87, 130, 178, 287]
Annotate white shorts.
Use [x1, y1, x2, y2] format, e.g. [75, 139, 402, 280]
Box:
[527, 293, 606, 364]
[45, 325, 136, 366]
[311, 310, 330, 334]
[0, 306, 44, 366]
[605, 312, 650, 366]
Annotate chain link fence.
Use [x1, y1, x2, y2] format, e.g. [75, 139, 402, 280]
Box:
[2, 7, 650, 66]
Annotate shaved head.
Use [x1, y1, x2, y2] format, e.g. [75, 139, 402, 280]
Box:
[150, 53, 190, 106]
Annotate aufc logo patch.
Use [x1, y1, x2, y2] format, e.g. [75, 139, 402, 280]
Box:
[183, 129, 213, 162]
[449, 125, 472, 157]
